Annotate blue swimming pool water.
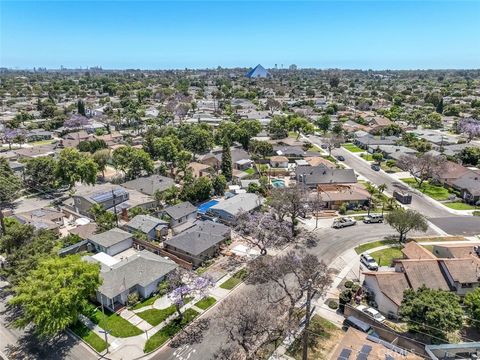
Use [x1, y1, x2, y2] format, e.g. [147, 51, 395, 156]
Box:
[197, 199, 219, 214]
[271, 179, 286, 188]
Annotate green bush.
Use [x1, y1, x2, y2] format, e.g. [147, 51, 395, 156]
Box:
[328, 300, 339, 310]
[127, 292, 139, 306]
[339, 203, 347, 215]
[473, 211, 480, 217]
[344, 280, 353, 288]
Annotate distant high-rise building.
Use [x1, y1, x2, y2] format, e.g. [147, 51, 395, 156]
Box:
[245, 64, 271, 79]
[289, 64, 298, 71]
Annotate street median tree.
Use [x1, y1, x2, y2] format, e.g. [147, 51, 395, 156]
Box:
[384, 208, 428, 242]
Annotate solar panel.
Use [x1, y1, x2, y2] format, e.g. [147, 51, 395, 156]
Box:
[356, 345, 372, 360]
[337, 348, 352, 360]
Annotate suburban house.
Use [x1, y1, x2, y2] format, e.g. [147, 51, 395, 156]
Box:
[88, 228, 134, 256]
[163, 220, 231, 267]
[188, 162, 214, 178]
[25, 129, 53, 142]
[451, 171, 480, 205]
[235, 158, 253, 171]
[435, 161, 472, 186]
[367, 145, 417, 161]
[207, 193, 262, 223]
[364, 253, 480, 315]
[68, 183, 156, 217]
[122, 174, 175, 196]
[304, 156, 336, 168]
[313, 183, 370, 210]
[124, 214, 168, 240]
[14, 207, 64, 233]
[411, 129, 457, 146]
[162, 201, 198, 229]
[270, 155, 289, 168]
[296, 165, 357, 188]
[14, 144, 56, 159]
[354, 134, 399, 149]
[432, 243, 480, 259]
[86, 250, 178, 311]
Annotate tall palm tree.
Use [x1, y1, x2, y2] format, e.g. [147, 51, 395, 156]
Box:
[364, 183, 378, 216]
[377, 183, 388, 214]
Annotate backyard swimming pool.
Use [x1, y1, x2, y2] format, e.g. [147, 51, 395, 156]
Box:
[197, 199, 219, 214]
[271, 179, 286, 188]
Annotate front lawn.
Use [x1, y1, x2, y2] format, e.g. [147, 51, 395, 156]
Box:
[70, 321, 108, 353]
[444, 202, 477, 210]
[88, 307, 143, 338]
[360, 153, 373, 161]
[370, 247, 403, 267]
[342, 143, 363, 153]
[130, 295, 159, 310]
[400, 178, 452, 201]
[194, 296, 217, 310]
[137, 305, 176, 326]
[219, 268, 248, 290]
[244, 168, 255, 175]
[143, 308, 199, 353]
[354, 239, 399, 254]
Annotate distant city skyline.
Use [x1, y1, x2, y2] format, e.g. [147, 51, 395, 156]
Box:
[1, 1, 479, 70]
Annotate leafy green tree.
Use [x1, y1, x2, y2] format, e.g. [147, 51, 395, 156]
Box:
[78, 139, 107, 153]
[268, 116, 289, 139]
[9, 255, 101, 337]
[249, 140, 273, 159]
[56, 148, 98, 188]
[89, 204, 116, 232]
[458, 147, 480, 166]
[372, 152, 383, 164]
[0, 219, 35, 254]
[154, 135, 180, 171]
[24, 157, 58, 193]
[0, 158, 23, 234]
[399, 286, 463, 340]
[181, 177, 213, 203]
[179, 124, 213, 157]
[77, 99, 86, 116]
[157, 185, 180, 206]
[384, 208, 428, 242]
[112, 146, 154, 180]
[92, 149, 111, 179]
[331, 123, 343, 136]
[212, 175, 227, 196]
[464, 288, 480, 328]
[221, 138, 232, 182]
[235, 120, 262, 150]
[288, 116, 314, 139]
[215, 121, 239, 144]
[316, 115, 331, 134]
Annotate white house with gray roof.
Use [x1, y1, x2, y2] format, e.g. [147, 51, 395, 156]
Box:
[86, 250, 178, 310]
[122, 174, 175, 196]
[162, 201, 197, 228]
[207, 193, 262, 223]
[124, 214, 168, 240]
[88, 228, 133, 256]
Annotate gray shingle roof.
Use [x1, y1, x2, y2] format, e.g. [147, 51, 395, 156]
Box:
[122, 175, 175, 196]
[209, 193, 262, 216]
[164, 202, 197, 220]
[296, 165, 357, 185]
[94, 250, 178, 298]
[126, 215, 168, 234]
[89, 228, 132, 248]
[164, 220, 231, 256]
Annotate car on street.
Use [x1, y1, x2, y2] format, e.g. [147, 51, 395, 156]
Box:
[360, 253, 379, 271]
[357, 304, 386, 323]
[363, 214, 384, 224]
[332, 217, 356, 229]
[336, 155, 345, 161]
[371, 164, 381, 171]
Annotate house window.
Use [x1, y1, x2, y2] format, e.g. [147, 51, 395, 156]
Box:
[461, 283, 473, 288]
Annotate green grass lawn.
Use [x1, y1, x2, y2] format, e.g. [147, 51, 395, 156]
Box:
[342, 143, 364, 153]
[360, 153, 373, 161]
[194, 296, 217, 310]
[219, 268, 248, 290]
[370, 247, 403, 266]
[137, 305, 176, 326]
[143, 308, 199, 353]
[244, 168, 255, 175]
[354, 240, 399, 254]
[321, 155, 338, 163]
[70, 321, 108, 353]
[88, 308, 143, 338]
[444, 202, 477, 210]
[130, 295, 159, 310]
[400, 178, 452, 201]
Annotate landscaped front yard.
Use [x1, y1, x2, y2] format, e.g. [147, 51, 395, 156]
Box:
[88, 307, 143, 338]
[370, 247, 403, 267]
[400, 178, 452, 201]
[444, 202, 477, 210]
[144, 308, 199, 353]
[137, 305, 176, 326]
[194, 296, 216, 310]
[70, 321, 108, 353]
[130, 295, 159, 310]
[219, 268, 248, 290]
[354, 239, 399, 254]
[342, 143, 364, 153]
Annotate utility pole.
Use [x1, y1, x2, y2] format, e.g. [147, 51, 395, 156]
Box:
[100, 300, 110, 354]
[112, 189, 119, 227]
[302, 279, 313, 360]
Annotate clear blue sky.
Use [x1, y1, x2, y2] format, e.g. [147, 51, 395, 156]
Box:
[1, 1, 479, 70]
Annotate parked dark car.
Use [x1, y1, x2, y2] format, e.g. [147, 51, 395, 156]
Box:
[371, 164, 380, 171]
[336, 155, 345, 161]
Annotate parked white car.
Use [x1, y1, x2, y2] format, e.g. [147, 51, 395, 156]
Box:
[360, 253, 379, 271]
[332, 217, 357, 229]
[357, 304, 386, 323]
